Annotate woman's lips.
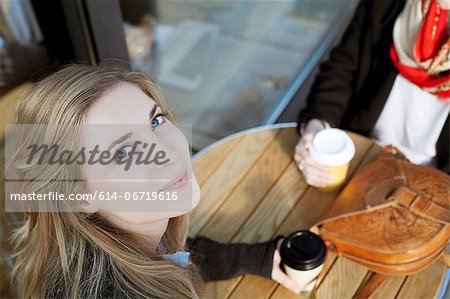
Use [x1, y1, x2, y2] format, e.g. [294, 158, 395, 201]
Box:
[160, 170, 189, 192]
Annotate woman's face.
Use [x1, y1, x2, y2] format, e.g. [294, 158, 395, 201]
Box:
[82, 82, 200, 227]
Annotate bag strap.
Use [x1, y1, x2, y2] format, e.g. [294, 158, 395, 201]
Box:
[389, 186, 450, 225]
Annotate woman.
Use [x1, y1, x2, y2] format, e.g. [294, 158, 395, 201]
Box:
[294, 0, 450, 187]
[8, 64, 300, 298]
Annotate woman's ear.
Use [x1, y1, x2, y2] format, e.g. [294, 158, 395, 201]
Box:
[79, 200, 99, 213]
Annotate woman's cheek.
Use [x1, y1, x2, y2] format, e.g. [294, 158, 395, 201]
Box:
[161, 125, 192, 156]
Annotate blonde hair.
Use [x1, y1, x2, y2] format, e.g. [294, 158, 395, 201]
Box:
[9, 63, 202, 298]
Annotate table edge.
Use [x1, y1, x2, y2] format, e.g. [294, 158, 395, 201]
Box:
[192, 122, 298, 161]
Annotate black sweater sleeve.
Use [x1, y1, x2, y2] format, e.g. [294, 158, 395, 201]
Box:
[297, 0, 367, 129]
[186, 236, 283, 282]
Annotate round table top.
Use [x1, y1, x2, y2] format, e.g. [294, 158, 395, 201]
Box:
[189, 123, 447, 299]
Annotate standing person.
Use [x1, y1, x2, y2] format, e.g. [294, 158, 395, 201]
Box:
[294, 0, 450, 188]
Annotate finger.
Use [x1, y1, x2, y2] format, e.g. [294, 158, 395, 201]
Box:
[303, 172, 334, 186]
[295, 157, 332, 179]
[303, 171, 334, 184]
[294, 142, 307, 159]
[302, 164, 332, 178]
[276, 238, 283, 249]
[294, 148, 310, 167]
[303, 166, 334, 181]
[273, 240, 282, 264]
[296, 138, 312, 152]
[293, 150, 307, 167]
[276, 273, 301, 294]
[305, 176, 333, 187]
[293, 151, 303, 164]
[302, 160, 333, 177]
[295, 134, 313, 152]
[305, 177, 329, 188]
[302, 156, 331, 172]
[295, 146, 334, 178]
[297, 149, 324, 168]
[295, 159, 308, 173]
[303, 136, 313, 150]
[297, 146, 309, 160]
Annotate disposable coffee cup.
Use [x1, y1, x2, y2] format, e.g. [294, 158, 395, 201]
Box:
[309, 128, 355, 192]
[280, 230, 327, 292]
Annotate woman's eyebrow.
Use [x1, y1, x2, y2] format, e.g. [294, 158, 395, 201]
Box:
[150, 104, 159, 119]
[107, 132, 133, 152]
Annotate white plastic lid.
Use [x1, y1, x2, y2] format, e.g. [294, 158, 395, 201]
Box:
[309, 129, 355, 167]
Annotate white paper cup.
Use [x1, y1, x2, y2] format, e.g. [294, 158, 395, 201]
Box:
[309, 128, 355, 191]
[280, 230, 327, 292]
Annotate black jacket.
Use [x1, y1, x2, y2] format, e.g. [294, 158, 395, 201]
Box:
[297, 0, 449, 173]
[187, 236, 280, 282]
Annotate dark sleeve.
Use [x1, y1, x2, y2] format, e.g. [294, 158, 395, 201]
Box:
[186, 236, 283, 282]
[297, 0, 368, 129]
[436, 115, 449, 174]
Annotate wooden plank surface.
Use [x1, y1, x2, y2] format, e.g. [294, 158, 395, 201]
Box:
[190, 127, 448, 299]
[198, 128, 298, 241]
[223, 162, 308, 298]
[228, 275, 278, 299]
[193, 136, 244, 186]
[368, 275, 405, 299]
[395, 260, 447, 299]
[194, 129, 296, 298]
[203, 131, 367, 298]
[316, 258, 370, 298]
[274, 133, 374, 235]
[194, 128, 378, 298]
[190, 129, 283, 297]
[189, 129, 280, 236]
[230, 133, 376, 298]
[234, 162, 307, 244]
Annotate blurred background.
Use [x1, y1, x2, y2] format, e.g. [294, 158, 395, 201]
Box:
[0, 0, 358, 151]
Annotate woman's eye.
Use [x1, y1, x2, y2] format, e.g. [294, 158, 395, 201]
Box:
[114, 145, 133, 162]
[151, 113, 166, 129]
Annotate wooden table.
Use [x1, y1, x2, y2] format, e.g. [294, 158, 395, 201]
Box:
[188, 123, 448, 299]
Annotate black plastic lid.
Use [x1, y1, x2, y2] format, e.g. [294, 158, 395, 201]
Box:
[280, 230, 327, 271]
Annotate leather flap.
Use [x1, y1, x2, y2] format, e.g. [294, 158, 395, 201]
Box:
[309, 152, 450, 275]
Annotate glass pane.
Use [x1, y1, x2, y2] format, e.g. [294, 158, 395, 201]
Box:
[0, 0, 49, 95]
[119, 0, 358, 150]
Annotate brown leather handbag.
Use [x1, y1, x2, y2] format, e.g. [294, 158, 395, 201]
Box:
[311, 152, 450, 279]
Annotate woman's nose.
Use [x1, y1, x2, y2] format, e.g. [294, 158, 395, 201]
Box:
[149, 142, 181, 170]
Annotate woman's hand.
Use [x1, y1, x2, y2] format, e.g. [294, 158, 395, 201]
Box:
[294, 119, 334, 188]
[271, 239, 301, 294]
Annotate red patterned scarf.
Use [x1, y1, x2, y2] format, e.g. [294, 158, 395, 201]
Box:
[390, 0, 450, 99]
